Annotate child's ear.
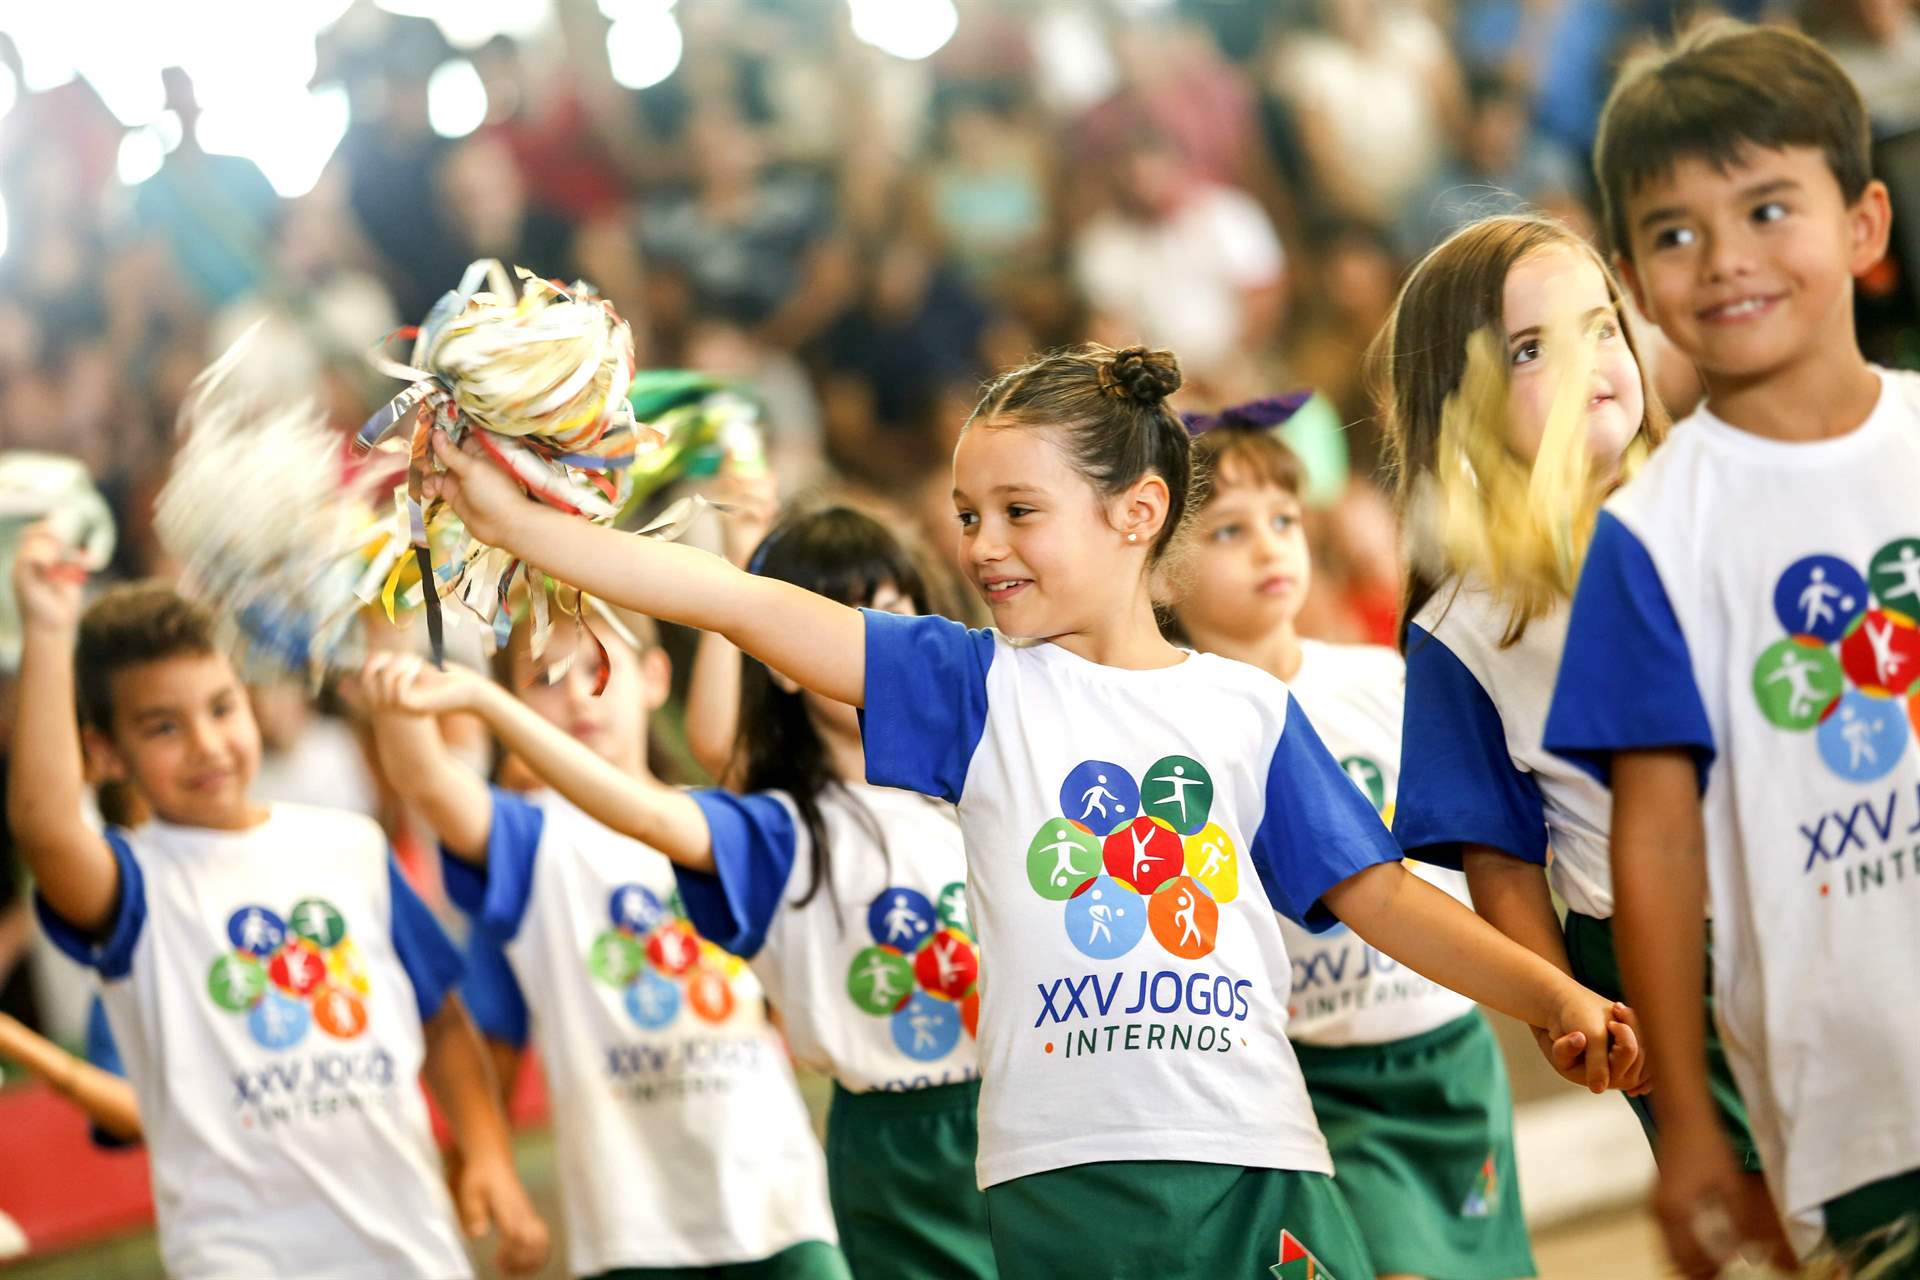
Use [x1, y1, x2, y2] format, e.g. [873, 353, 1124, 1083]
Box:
[637, 646, 672, 713]
[1116, 472, 1172, 546]
[82, 726, 128, 783]
[1846, 179, 1895, 279]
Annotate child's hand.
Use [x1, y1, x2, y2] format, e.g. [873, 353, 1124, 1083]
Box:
[12, 522, 88, 635]
[1534, 1001, 1649, 1095]
[714, 466, 779, 570]
[1547, 989, 1643, 1093]
[423, 430, 536, 548]
[455, 1151, 550, 1276]
[1651, 1124, 1792, 1279]
[359, 652, 487, 717]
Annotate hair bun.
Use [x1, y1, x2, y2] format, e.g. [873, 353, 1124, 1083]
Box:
[1103, 345, 1182, 404]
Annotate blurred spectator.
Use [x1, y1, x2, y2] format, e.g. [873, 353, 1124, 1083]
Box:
[639, 105, 854, 352]
[921, 89, 1054, 284]
[1081, 17, 1263, 190]
[1072, 131, 1285, 392]
[1283, 221, 1401, 470]
[1816, 0, 1920, 137]
[129, 68, 281, 311]
[249, 682, 380, 818]
[1269, 0, 1464, 228]
[1395, 70, 1590, 259]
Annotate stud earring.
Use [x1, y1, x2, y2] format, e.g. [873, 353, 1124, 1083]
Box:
[1126, 532, 1138, 543]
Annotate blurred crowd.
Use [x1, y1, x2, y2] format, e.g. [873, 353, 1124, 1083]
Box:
[0, 0, 1918, 1044]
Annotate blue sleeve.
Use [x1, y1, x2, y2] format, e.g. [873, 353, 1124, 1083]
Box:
[674, 790, 800, 959]
[858, 611, 994, 803]
[388, 860, 464, 1025]
[1544, 511, 1715, 789]
[83, 996, 137, 1150]
[440, 787, 546, 941]
[1250, 694, 1406, 931]
[32, 830, 146, 981]
[1392, 624, 1548, 868]
[459, 928, 530, 1048]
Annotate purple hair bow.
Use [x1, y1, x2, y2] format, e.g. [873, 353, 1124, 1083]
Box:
[1180, 391, 1316, 437]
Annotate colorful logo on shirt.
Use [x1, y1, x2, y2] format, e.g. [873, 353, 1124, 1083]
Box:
[1027, 757, 1232, 961]
[1460, 1150, 1499, 1218]
[846, 882, 980, 1061]
[587, 884, 744, 1029]
[206, 900, 370, 1050]
[1274, 1230, 1339, 1280]
[1753, 542, 1920, 782]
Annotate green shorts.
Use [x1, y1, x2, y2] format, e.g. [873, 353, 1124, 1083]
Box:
[826, 1079, 996, 1280]
[1293, 1012, 1534, 1279]
[1825, 1168, 1920, 1275]
[594, 1239, 850, 1280]
[1563, 910, 1762, 1171]
[982, 1159, 1372, 1280]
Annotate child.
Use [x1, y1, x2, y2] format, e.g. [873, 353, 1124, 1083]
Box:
[416, 341, 1639, 1279]
[1380, 213, 1711, 1146]
[1541, 21, 1920, 1273]
[1169, 421, 1535, 1280]
[7, 530, 548, 1279]
[370, 504, 994, 1279]
[0, 1004, 140, 1144]
[363, 603, 847, 1280]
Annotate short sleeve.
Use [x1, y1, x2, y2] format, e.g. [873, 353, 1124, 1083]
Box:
[1393, 624, 1548, 868]
[441, 787, 546, 941]
[859, 611, 995, 803]
[33, 830, 146, 981]
[84, 996, 136, 1150]
[1250, 694, 1404, 931]
[1544, 511, 1715, 789]
[675, 790, 802, 959]
[388, 860, 464, 1025]
[459, 928, 530, 1048]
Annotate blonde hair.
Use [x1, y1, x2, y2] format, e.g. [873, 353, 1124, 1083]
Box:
[1375, 216, 1669, 647]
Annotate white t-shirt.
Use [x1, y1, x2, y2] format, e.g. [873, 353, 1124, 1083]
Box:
[1282, 640, 1475, 1047]
[677, 783, 980, 1093]
[860, 613, 1402, 1188]
[1072, 184, 1284, 376]
[1543, 369, 1920, 1251]
[36, 805, 472, 1280]
[446, 790, 835, 1276]
[1395, 579, 1617, 920]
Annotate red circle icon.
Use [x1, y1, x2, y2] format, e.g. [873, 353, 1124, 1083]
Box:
[1102, 816, 1185, 895]
[912, 929, 979, 1001]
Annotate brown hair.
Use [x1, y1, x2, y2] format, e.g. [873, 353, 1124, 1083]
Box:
[1374, 215, 1669, 648]
[1595, 19, 1872, 259]
[1190, 429, 1306, 503]
[77, 582, 221, 732]
[966, 343, 1195, 563]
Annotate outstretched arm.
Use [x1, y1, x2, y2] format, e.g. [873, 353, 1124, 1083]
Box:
[425, 433, 866, 707]
[0, 1012, 141, 1142]
[1324, 860, 1640, 1093]
[362, 654, 716, 871]
[7, 526, 118, 932]
[362, 657, 495, 863]
[686, 467, 780, 781]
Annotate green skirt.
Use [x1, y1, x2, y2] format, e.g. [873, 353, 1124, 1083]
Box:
[826, 1078, 996, 1280]
[982, 1159, 1372, 1280]
[1293, 1012, 1534, 1279]
[1826, 1169, 1920, 1276]
[1563, 911, 1762, 1171]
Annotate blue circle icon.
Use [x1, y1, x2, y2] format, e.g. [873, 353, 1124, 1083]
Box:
[1064, 875, 1146, 960]
[227, 906, 288, 959]
[1774, 555, 1867, 644]
[1059, 761, 1140, 837]
[890, 991, 961, 1061]
[608, 883, 665, 934]
[867, 887, 936, 952]
[625, 970, 682, 1029]
[1816, 689, 1908, 783]
[247, 989, 311, 1050]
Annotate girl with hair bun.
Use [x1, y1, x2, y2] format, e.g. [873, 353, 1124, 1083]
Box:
[420, 341, 1640, 1278]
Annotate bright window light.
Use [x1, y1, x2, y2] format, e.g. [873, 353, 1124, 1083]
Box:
[116, 125, 168, 187]
[426, 58, 487, 138]
[605, 11, 683, 91]
[848, 0, 957, 61]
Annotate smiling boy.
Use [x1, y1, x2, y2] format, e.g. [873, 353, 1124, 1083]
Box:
[1540, 20, 1920, 1276]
